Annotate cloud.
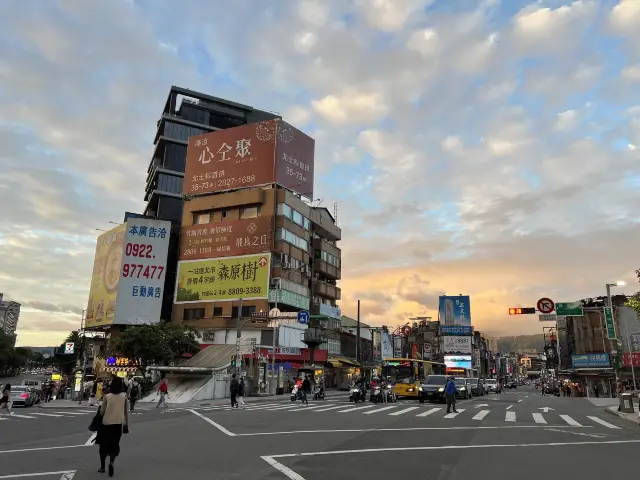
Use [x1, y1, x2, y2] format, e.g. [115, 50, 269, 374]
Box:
[1, 0, 639, 346]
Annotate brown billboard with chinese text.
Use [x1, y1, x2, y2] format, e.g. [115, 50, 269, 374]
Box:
[274, 121, 315, 198]
[179, 216, 273, 261]
[184, 119, 314, 198]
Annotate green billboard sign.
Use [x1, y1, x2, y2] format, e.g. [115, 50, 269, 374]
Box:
[556, 302, 584, 316]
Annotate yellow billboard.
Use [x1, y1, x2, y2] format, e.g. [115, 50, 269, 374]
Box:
[175, 253, 271, 303]
[85, 223, 126, 328]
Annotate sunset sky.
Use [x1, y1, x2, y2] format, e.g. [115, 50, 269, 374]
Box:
[1, 0, 639, 347]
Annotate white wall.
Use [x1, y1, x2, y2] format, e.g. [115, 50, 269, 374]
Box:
[196, 330, 261, 345]
[279, 324, 307, 348]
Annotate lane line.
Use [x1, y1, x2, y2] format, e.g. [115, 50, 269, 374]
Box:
[517, 399, 524, 403]
[0, 445, 88, 455]
[416, 408, 441, 418]
[337, 405, 376, 413]
[314, 405, 351, 412]
[559, 415, 582, 427]
[587, 416, 621, 430]
[187, 409, 235, 436]
[287, 404, 335, 411]
[76, 410, 98, 413]
[261, 456, 305, 480]
[389, 407, 420, 416]
[472, 410, 489, 420]
[30, 413, 64, 417]
[532, 413, 547, 424]
[444, 409, 465, 419]
[0, 472, 77, 479]
[505, 411, 516, 422]
[506, 405, 513, 410]
[85, 433, 97, 445]
[363, 406, 397, 415]
[53, 412, 87, 416]
[8, 414, 37, 419]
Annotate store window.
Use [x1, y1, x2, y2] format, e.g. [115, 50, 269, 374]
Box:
[231, 305, 257, 318]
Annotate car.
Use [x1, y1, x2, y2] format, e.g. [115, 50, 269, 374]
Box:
[466, 378, 485, 396]
[504, 380, 518, 389]
[10, 386, 37, 407]
[418, 375, 448, 403]
[453, 378, 472, 399]
[484, 378, 501, 393]
[21, 379, 43, 402]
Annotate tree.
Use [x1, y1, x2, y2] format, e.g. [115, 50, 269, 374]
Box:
[625, 293, 640, 316]
[109, 323, 200, 369]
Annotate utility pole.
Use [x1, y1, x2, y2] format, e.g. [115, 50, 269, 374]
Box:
[271, 280, 279, 395]
[78, 309, 87, 404]
[356, 300, 361, 364]
[235, 298, 244, 375]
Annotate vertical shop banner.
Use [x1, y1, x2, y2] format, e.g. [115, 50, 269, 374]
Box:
[439, 295, 472, 327]
[114, 219, 171, 325]
[380, 332, 393, 360]
[393, 335, 403, 358]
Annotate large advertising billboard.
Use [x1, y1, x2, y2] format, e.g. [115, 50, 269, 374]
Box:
[85, 219, 171, 328]
[443, 336, 472, 355]
[179, 216, 272, 261]
[85, 224, 126, 328]
[175, 253, 271, 303]
[184, 119, 314, 198]
[381, 332, 393, 360]
[438, 295, 471, 327]
[444, 355, 472, 370]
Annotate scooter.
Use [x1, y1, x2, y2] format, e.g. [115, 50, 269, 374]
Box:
[349, 385, 365, 402]
[370, 386, 383, 403]
[385, 384, 397, 403]
[290, 385, 299, 402]
[313, 385, 325, 400]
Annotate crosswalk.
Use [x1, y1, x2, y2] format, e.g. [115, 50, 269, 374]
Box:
[0, 409, 146, 422]
[190, 402, 622, 429]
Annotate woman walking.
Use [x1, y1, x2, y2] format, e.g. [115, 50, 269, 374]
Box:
[237, 377, 246, 409]
[0, 384, 14, 416]
[96, 376, 129, 476]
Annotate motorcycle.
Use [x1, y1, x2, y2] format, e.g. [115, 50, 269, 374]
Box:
[313, 385, 325, 400]
[290, 385, 299, 402]
[349, 385, 365, 402]
[370, 386, 383, 403]
[385, 384, 397, 403]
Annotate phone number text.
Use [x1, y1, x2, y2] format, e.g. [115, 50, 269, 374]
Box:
[122, 264, 165, 279]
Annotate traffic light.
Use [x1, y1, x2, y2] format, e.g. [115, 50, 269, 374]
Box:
[230, 355, 236, 367]
[508, 307, 536, 315]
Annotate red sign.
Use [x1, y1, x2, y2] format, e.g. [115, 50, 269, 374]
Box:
[623, 353, 640, 367]
[537, 298, 555, 314]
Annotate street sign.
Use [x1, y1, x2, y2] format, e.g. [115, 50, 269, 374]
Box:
[537, 298, 555, 314]
[539, 314, 557, 322]
[508, 307, 536, 315]
[555, 302, 583, 316]
[64, 342, 75, 355]
[604, 306, 616, 339]
[297, 310, 309, 325]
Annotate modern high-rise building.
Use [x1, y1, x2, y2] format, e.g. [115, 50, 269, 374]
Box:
[143, 86, 280, 319]
[0, 293, 21, 339]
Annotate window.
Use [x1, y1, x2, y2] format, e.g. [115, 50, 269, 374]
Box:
[222, 209, 228, 218]
[240, 206, 259, 219]
[157, 173, 184, 194]
[276, 228, 308, 251]
[280, 278, 310, 297]
[277, 203, 310, 230]
[292, 210, 303, 225]
[193, 213, 211, 225]
[213, 307, 223, 317]
[231, 305, 257, 318]
[164, 121, 207, 142]
[183, 308, 205, 321]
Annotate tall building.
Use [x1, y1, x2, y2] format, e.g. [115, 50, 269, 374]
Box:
[0, 293, 21, 339]
[143, 86, 280, 319]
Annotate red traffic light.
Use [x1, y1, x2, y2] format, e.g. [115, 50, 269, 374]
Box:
[509, 307, 536, 315]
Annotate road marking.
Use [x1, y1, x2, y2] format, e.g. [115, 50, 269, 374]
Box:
[85, 433, 97, 445]
[187, 409, 236, 437]
[30, 413, 64, 417]
[559, 415, 582, 426]
[53, 412, 87, 416]
[337, 405, 376, 413]
[233, 424, 591, 437]
[0, 471, 77, 479]
[587, 416, 621, 429]
[545, 428, 607, 439]
[506, 405, 513, 410]
[314, 405, 351, 412]
[241, 403, 287, 410]
[264, 405, 307, 411]
[0, 444, 88, 455]
[76, 410, 98, 414]
[261, 456, 305, 480]
[287, 404, 334, 411]
[472, 410, 490, 420]
[443, 409, 465, 418]
[8, 414, 37, 419]
[416, 408, 441, 417]
[505, 411, 516, 422]
[363, 406, 397, 415]
[517, 399, 524, 403]
[389, 407, 419, 416]
[532, 413, 547, 424]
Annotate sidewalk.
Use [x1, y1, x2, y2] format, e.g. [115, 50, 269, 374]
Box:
[586, 396, 640, 425]
[38, 399, 96, 409]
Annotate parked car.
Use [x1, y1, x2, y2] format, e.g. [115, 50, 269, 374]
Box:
[10, 386, 37, 407]
[466, 378, 485, 396]
[454, 378, 472, 399]
[484, 378, 501, 393]
[21, 379, 42, 402]
[418, 375, 448, 403]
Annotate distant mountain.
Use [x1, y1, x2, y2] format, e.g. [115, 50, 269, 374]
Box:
[497, 335, 545, 354]
[21, 346, 57, 357]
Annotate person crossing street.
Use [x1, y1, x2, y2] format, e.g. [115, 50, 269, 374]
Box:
[444, 376, 458, 414]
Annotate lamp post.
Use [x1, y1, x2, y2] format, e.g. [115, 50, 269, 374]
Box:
[78, 309, 87, 404]
[606, 281, 626, 400]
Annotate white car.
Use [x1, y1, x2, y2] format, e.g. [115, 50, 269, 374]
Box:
[484, 379, 501, 393]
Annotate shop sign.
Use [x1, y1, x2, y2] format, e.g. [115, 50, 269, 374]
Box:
[318, 303, 341, 319]
[268, 288, 310, 310]
[277, 347, 301, 356]
[571, 353, 611, 369]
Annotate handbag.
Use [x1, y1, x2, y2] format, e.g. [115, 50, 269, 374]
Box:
[88, 407, 103, 432]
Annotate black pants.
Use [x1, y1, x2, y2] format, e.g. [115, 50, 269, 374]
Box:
[129, 398, 137, 411]
[230, 393, 237, 407]
[446, 394, 456, 413]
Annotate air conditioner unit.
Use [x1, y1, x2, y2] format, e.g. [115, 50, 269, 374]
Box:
[283, 262, 291, 269]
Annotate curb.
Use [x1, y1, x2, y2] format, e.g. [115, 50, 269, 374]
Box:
[604, 407, 638, 424]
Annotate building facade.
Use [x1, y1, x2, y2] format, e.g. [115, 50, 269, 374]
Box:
[0, 293, 20, 339]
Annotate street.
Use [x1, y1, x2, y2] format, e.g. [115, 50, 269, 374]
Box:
[0, 386, 638, 479]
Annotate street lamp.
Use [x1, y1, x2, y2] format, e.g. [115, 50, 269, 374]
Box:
[605, 281, 626, 400]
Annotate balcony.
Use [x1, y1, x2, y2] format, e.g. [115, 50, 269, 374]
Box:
[313, 259, 340, 280]
[313, 280, 341, 300]
[313, 238, 341, 258]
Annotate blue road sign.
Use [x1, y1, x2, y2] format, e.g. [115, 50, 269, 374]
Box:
[297, 310, 310, 325]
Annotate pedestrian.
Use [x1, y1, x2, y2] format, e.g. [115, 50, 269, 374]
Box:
[96, 376, 129, 477]
[156, 378, 169, 408]
[301, 376, 310, 406]
[444, 376, 457, 414]
[97, 379, 104, 405]
[0, 384, 14, 416]
[128, 378, 140, 413]
[230, 374, 239, 408]
[236, 377, 247, 408]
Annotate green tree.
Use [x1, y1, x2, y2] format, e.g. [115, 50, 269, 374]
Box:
[625, 293, 640, 316]
[109, 323, 200, 369]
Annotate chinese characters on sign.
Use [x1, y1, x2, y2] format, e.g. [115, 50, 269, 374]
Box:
[439, 325, 473, 336]
[604, 307, 616, 339]
[179, 217, 272, 260]
[175, 253, 271, 303]
[571, 353, 611, 369]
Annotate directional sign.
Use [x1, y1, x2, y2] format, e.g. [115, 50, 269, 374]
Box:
[538, 407, 554, 412]
[539, 314, 557, 322]
[297, 310, 310, 325]
[537, 298, 555, 314]
[556, 302, 583, 316]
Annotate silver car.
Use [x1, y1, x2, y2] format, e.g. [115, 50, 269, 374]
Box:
[10, 386, 36, 407]
[484, 378, 501, 393]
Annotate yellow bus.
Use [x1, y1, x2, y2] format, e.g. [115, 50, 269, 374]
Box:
[378, 358, 446, 398]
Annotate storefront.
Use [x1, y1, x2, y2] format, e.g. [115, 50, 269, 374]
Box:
[326, 356, 361, 389]
[97, 357, 141, 379]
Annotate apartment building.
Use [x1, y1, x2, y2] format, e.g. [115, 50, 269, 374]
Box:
[0, 293, 20, 339]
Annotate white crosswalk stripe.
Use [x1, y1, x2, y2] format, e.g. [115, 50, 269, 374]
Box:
[559, 415, 582, 426]
[472, 410, 489, 420]
[54, 411, 88, 416]
[389, 407, 420, 416]
[532, 413, 547, 424]
[416, 407, 441, 417]
[444, 409, 465, 419]
[30, 412, 65, 417]
[363, 405, 397, 415]
[337, 405, 376, 413]
[505, 411, 516, 422]
[288, 404, 334, 411]
[587, 416, 621, 429]
[8, 414, 37, 419]
[314, 405, 350, 412]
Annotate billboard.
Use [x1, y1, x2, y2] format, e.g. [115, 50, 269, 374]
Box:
[85, 219, 171, 328]
[440, 325, 473, 336]
[179, 216, 272, 261]
[184, 119, 314, 198]
[438, 295, 471, 327]
[444, 355, 472, 370]
[443, 336, 472, 355]
[571, 353, 611, 369]
[175, 253, 271, 303]
[381, 332, 393, 360]
[114, 218, 171, 325]
[85, 224, 126, 328]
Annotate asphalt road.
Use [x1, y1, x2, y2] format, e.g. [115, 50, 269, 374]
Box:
[1, 386, 638, 479]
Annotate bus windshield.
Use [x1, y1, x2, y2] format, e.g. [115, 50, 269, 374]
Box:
[383, 366, 414, 384]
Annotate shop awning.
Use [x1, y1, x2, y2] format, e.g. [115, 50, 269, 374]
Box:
[326, 356, 360, 367]
[327, 360, 343, 367]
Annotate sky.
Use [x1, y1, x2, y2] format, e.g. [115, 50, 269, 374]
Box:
[1, 0, 640, 347]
